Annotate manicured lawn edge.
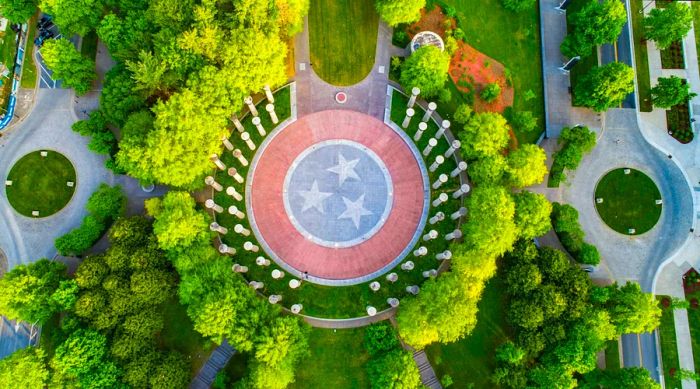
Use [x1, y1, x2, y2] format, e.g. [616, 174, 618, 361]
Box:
[21, 14, 38, 89]
[604, 338, 621, 370]
[658, 295, 682, 389]
[684, 289, 700, 381]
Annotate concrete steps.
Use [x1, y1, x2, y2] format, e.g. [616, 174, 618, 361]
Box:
[413, 350, 442, 389]
[190, 339, 236, 389]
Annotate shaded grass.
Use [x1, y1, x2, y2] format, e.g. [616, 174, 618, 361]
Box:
[308, 0, 378, 86]
[425, 275, 509, 388]
[594, 168, 662, 235]
[566, 0, 600, 108]
[684, 290, 700, 382]
[159, 297, 212, 377]
[0, 28, 17, 111]
[80, 31, 98, 61]
[21, 14, 38, 89]
[6, 150, 76, 217]
[658, 296, 682, 389]
[442, 0, 544, 144]
[629, 0, 653, 112]
[604, 338, 621, 370]
[290, 327, 369, 388]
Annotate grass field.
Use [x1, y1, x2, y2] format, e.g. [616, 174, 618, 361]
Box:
[629, 0, 653, 112]
[159, 298, 212, 377]
[604, 338, 621, 370]
[290, 327, 369, 388]
[658, 296, 682, 389]
[80, 31, 98, 61]
[426, 275, 509, 387]
[21, 14, 38, 89]
[594, 168, 662, 235]
[443, 0, 544, 144]
[6, 150, 77, 217]
[308, 0, 378, 86]
[684, 290, 700, 381]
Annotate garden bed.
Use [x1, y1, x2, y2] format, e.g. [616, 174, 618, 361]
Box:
[661, 40, 685, 69]
[666, 101, 694, 144]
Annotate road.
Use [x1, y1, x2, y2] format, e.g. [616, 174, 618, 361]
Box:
[600, 0, 636, 109]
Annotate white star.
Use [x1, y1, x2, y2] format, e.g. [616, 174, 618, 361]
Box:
[327, 153, 360, 186]
[337, 194, 373, 229]
[297, 180, 332, 214]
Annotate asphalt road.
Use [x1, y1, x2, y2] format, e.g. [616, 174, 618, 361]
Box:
[600, 0, 636, 109]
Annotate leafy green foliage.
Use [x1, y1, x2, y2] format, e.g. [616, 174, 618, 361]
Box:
[580, 367, 660, 389]
[51, 329, 122, 388]
[375, 0, 425, 26]
[561, 0, 627, 58]
[458, 112, 510, 159]
[39, 38, 96, 95]
[551, 203, 600, 265]
[573, 62, 635, 112]
[597, 282, 661, 335]
[366, 349, 422, 389]
[0, 0, 37, 23]
[501, 0, 534, 13]
[364, 322, 401, 356]
[480, 82, 501, 103]
[514, 191, 552, 240]
[146, 192, 210, 252]
[0, 347, 48, 389]
[504, 144, 547, 188]
[39, 0, 104, 36]
[651, 76, 697, 109]
[549, 125, 597, 186]
[509, 111, 538, 133]
[399, 45, 451, 98]
[99, 65, 148, 126]
[644, 1, 692, 50]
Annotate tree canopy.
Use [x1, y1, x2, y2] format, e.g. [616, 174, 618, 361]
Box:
[651, 76, 697, 109]
[40, 38, 96, 96]
[574, 62, 635, 112]
[399, 45, 451, 98]
[644, 1, 693, 50]
[375, 0, 425, 27]
[0, 0, 37, 23]
[0, 347, 49, 389]
[458, 112, 511, 159]
[561, 0, 627, 58]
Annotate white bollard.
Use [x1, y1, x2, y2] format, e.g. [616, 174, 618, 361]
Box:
[228, 206, 245, 219]
[415, 121, 428, 142]
[232, 264, 248, 273]
[266, 103, 279, 124]
[432, 174, 448, 190]
[432, 193, 449, 207]
[256, 256, 271, 266]
[234, 224, 251, 236]
[402, 108, 415, 129]
[369, 281, 381, 292]
[263, 85, 275, 103]
[205, 176, 223, 192]
[233, 149, 249, 167]
[219, 244, 236, 255]
[211, 154, 226, 170]
[436, 120, 450, 139]
[436, 250, 452, 260]
[451, 161, 468, 177]
[222, 137, 234, 151]
[231, 115, 245, 133]
[413, 246, 428, 257]
[408, 87, 420, 108]
[268, 295, 282, 304]
[422, 230, 438, 241]
[252, 116, 266, 137]
[244, 96, 258, 116]
[289, 279, 302, 289]
[423, 138, 438, 157]
[291, 304, 303, 314]
[243, 241, 259, 252]
[226, 186, 243, 202]
[422, 102, 437, 122]
[429, 212, 445, 225]
[401, 261, 414, 271]
[445, 229, 463, 241]
[406, 285, 420, 295]
[451, 207, 467, 220]
[429, 155, 445, 172]
[453, 184, 471, 199]
[241, 132, 256, 151]
[249, 281, 264, 289]
[209, 222, 227, 234]
[386, 272, 398, 283]
[272, 269, 285, 279]
[366, 306, 377, 316]
[228, 167, 245, 184]
[387, 298, 400, 308]
[422, 269, 438, 278]
[445, 140, 461, 158]
[205, 200, 224, 214]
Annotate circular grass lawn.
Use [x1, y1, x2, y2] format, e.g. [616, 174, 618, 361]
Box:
[5, 151, 76, 217]
[594, 168, 662, 235]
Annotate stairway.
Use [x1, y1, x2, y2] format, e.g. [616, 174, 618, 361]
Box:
[413, 350, 442, 389]
[190, 339, 236, 389]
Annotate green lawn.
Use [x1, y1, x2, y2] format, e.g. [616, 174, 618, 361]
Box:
[566, 0, 600, 108]
[658, 296, 682, 389]
[604, 338, 621, 370]
[308, 0, 378, 86]
[159, 297, 212, 377]
[426, 275, 509, 387]
[20, 14, 38, 89]
[594, 168, 662, 235]
[80, 31, 98, 61]
[629, 0, 653, 112]
[290, 327, 369, 388]
[684, 290, 700, 382]
[443, 0, 544, 144]
[5, 151, 77, 217]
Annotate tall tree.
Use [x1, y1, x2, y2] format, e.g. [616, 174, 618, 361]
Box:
[276, 0, 310, 36]
[514, 191, 552, 240]
[602, 282, 661, 334]
[651, 76, 697, 109]
[0, 347, 49, 389]
[644, 1, 693, 50]
[366, 349, 422, 389]
[146, 192, 210, 252]
[458, 112, 511, 159]
[0, 0, 37, 23]
[580, 367, 660, 389]
[375, 0, 425, 27]
[505, 144, 548, 188]
[39, 0, 104, 36]
[574, 62, 635, 112]
[51, 329, 122, 388]
[399, 45, 451, 98]
[40, 38, 96, 96]
[561, 0, 627, 57]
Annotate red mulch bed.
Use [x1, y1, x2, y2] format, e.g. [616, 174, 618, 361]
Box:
[684, 268, 700, 295]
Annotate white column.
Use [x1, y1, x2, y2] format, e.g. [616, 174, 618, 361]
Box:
[445, 229, 463, 241]
[432, 174, 448, 189]
[266, 103, 279, 124]
[406, 285, 420, 295]
[369, 281, 381, 292]
[233, 149, 249, 166]
[241, 132, 256, 150]
[451, 207, 467, 220]
[263, 85, 275, 103]
[422, 269, 438, 278]
[429, 212, 445, 225]
[387, 298, 400, 308]
[244, 96, 258, 116]
[451, 161, 468, 177]
[205, 176, 223, 191]
[422, 102, 437, 122]
[453, 184, 471, 199]
[432, 193, 449, 207]
[228, 206, 245, 219]
[243, 241, 259, 252]
[226, 186, 243, 201]
[415, 121, 428, 141]
[268, 295, 282, 304]
[422, 230, 438, 241]
[407, 87, 420, 108]
[291, 304, 303, 314]
[413, 246, 428, 257]
[366, 306, 377, 316]
[222, 137, 234, 151]
[386, 272, 398, 283]
[401, 261, 414, 271]
[211, 154, 226, 170]
[205, 200, 224, 214]
[445, 140, 461, 158]
[219, 244, 236, 255]
[252, 116, 266, 136]
[435, 120, 450, 139]
[271, 269, 285, 279]
[402, 108, 415, 129]
[429, 155, 445, 172]
[436, 250, 452, 260]
[228, 167, 244, 184]
[249, 281, 264, 289]
[234, 224, 251, 236]
[231, 115, 245, 132]
[232, 264, 249, 273]
[256, 256, 271, 266]
[289, 279, 302, 289]
[209, 222, 227, 234]
[423, 138, 438, 156]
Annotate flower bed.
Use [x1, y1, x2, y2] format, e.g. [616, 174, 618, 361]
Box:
[666, 102, 694, 144]
[660, 40, 685, 69]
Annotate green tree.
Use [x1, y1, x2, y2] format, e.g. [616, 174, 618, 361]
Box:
[550, 125, 597, 185]
[510, 111, 538, 133]
[97, 12, 155, 62]
[39, 0, 103, 36]
[514, 191, 552, 240]
[399, 45, 451, 98]
[375, 0, 425, 27]
[55, 215, 104, 256]
[364, 322, 401, 356]
[581, 367, 660, 389]
[0, 259, 73, 324]
[561, 0, 627, 58]
[481, 82, 501, 103]
[644, 1, 693, 50]
[651, 76, 697, 109]
[40, 38, 96, 95]
[574, 62, 635, 112]
[0, 347, 49, 389]
[146, 192, 210, 252]
[501, 0, 534, 12]
[467, 154, 506, 186]
[51, 329, 122, 388]
[495, 340, 526, 365]
[0, 0, 37, 23]
[453, 104, 473, 124]
[276, 0, 310, 36]
[99, 65, 148, 126]
[505, 144, 548, 188]
[458, 112, 511, 159]
[150, 352, 189, 389]
[86, 184, 125, 223]
[366, 349, 422, 389]
[462, 185, 518, 257]
[604, 282, 661, 334]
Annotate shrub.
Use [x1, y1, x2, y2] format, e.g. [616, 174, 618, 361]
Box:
[510, 111, 538, 133]
[364, 323, 400, 356]
[453, 104, 473, 124]
[551, 203, 600, 265]
[481, 83, 501, 103]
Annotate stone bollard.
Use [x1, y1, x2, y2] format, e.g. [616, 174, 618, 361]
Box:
[228, 206, 245, 219]
[451, 207, 467, 220]
[445, 229, 463, 241]
[234, 224, 251, 236]
[432, 193, 449, 207]
[205, 199, 224, 213]
[656, 199, 663, 205]
[289, 279, 302, 289]
[414, 121, 428, 142]
[228, 167, 245, 184]
[386, 272, 398, 283]
[596, 198, 604, 204]
[436, 120, 450, 139]
[249, 281, 264, 290]
[445, 140, 461, 158]
[429, 155, 445, 173]
[243, 241, 259, 252]
[432, 174, 448, 190]
[624, 168, 631, 174]
[387, 298, 400, 308]
[211, 154, 226, 170]
[453, 184, 471, 199]
[268, 295, 282, 304]
[209, 222, 228, 234]
[263, 85, 275, 103]
[402, 108, 415, 129]
[272, 269, 285, 279]
[266, 103, 279, 124]
[291, 304, 303, 314]
[232, 264, 249, 273]
[422, 269, 438, 278]
[422, 230, 438, 241]
[205, 176, 223, 192]
[423, 138, 438, 157]
[226, 186, 243, 202]
[429, 212, 445, 225]
[407, 87, 420, 108]
[628, 228, 636, 234]
[241, 132, 256, 150]
[451, 161, 468, 177]
[233, 149, 249, 166]
[222, 137, 234, 151]
[436, 250, 452, 260]
[219, 244, 236, 255]
[406, 285, 420, 295]
[252, 116, 266, 137]
[422, 102, 437, 122]
[244, 96, 258, 117]
[401, 261, 415, 271]
[366, 306, 377, 316]
[369, 281, 381, 292]
[256, 256, 271, 266]
[231, 115, 245, 133]
[413, 246, 428, 257]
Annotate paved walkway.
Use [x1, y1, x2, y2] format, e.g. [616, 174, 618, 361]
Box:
[190, 340, 236, 389]
[413, 350, 442, 389]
